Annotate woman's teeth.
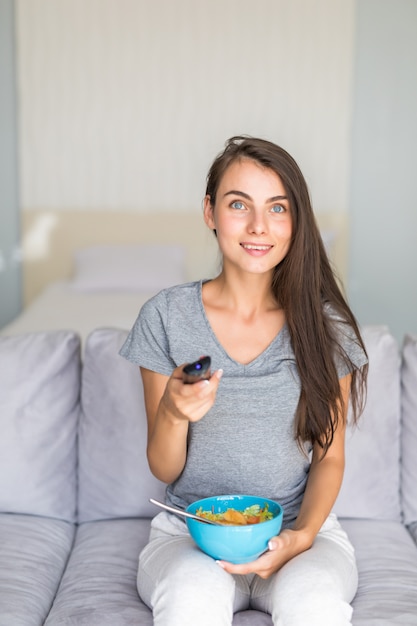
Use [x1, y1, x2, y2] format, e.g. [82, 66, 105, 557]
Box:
[241, 244, 271, 250]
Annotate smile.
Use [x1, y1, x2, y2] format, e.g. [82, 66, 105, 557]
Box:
[240, 244, 272, 251]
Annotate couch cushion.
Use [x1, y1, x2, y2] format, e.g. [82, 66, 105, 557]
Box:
[0, 331, 81, 521]
[408, 521, 417, 546]
[44, 518, 274, 626]
[341, 519, 417, 625]
[233, 611, 273, 625]
[333, 326, 401, 521]
[401, 334, 417, 526]
[78, 328, 166, 522]
[44, 518, 153, 626]
[0, 513, 75, 625]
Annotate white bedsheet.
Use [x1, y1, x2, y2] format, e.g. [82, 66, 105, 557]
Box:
[1, 281, 151, 351]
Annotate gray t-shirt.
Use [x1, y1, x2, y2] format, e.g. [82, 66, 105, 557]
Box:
[120, 280, 367, 527]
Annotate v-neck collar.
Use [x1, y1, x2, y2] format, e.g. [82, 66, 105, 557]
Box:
[196, 279, 291, 368]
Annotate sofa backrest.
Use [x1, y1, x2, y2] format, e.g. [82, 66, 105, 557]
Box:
[333, 325, 402, 521]
[0, 330, 80, 522]
[2, 325, 412, 526]
[77, 327, 166, 523]
[78, 325, 407, 524]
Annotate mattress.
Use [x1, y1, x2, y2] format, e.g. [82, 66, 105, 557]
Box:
[0, 281, 150, 351]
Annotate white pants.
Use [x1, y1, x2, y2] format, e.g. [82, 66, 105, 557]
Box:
[138, 511, 358, 626]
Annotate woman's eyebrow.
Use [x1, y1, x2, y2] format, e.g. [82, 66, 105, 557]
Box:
[223, 190, 252, 200]
[269, 195, 288, 202]
[223, 190, 288, 202]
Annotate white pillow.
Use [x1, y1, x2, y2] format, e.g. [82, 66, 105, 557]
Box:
[71, 244, 186, 292]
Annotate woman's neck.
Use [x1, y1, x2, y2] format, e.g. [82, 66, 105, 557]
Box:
[201, 269, 285, 364]
[204, 269, 279, 318]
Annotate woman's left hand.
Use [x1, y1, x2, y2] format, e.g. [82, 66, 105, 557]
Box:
[216, 528, 312, 579]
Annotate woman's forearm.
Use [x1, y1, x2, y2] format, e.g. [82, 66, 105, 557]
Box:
[292, 453, 345, 544]
[141, 366, 223, 485]
[147, 399, 189, 483]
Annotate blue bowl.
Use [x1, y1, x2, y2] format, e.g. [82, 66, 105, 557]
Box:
[186, 494, 283, 564]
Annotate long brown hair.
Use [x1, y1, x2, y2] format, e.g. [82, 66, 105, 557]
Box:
[206, 136, 368, 456]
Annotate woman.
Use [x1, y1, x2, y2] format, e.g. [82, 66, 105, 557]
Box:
[120, 136, 368, 626]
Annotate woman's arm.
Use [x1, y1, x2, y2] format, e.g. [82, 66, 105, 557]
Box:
[140, 365, 223, 484]
[291, 373, 350, 541]
[218, 373, 351, 579]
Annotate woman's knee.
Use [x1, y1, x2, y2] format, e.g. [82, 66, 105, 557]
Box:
[138, 537, 237, 624]
[251, 530, 358, 625]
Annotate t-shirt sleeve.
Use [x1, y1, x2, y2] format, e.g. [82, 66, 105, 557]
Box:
[332, 318, 368, 379]
[119, 290, 176, 376]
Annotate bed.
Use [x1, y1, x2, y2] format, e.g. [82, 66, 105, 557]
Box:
[1, 210, 347, 351]
[1, 236, 218, 351]
[1, 281, 154, 350]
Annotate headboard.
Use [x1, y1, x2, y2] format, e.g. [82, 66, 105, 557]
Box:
[21, 210, 349, 306]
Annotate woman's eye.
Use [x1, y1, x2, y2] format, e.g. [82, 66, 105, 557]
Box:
[271, 204, 285, 213]
[231, 201, 245, 210]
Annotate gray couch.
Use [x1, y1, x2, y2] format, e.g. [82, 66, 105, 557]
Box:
[1, 325, 417, 626]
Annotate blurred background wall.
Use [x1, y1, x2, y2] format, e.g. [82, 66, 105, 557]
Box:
[0, 0, 21, 327]
[348, 0, 417, 342]
[15, 0, 354, 213]
[0, 0, 416, 342]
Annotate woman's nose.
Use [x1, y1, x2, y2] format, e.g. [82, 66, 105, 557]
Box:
[248, 211, 267, 235]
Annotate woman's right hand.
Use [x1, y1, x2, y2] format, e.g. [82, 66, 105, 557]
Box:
[160, 364, 224, 424]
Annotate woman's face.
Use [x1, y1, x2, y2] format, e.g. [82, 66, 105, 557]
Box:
[204, 158, 292, 277]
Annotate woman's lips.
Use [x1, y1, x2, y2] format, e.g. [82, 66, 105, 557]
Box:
[240, 243, 273, 255]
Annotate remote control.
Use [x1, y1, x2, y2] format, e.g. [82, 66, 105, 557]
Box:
[182, 356, 211, 384]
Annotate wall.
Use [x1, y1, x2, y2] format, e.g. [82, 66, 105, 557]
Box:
[0, 0, 21, 328]
[16, 0, 355, 215]
[8, 0, 416, 342]
[348, 0, 417, 342]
